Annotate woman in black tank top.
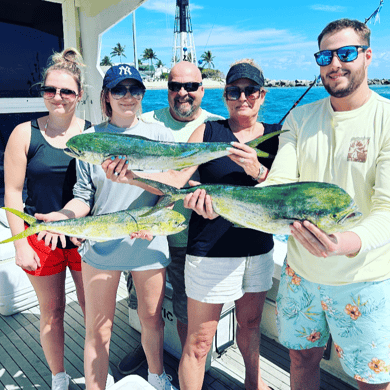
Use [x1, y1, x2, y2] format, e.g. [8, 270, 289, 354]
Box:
[178, 61, 280, 390]
[4, 48, 89, 390]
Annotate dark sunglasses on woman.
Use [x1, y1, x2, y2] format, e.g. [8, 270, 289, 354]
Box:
[314, 45, 369, 66]
[109, 85, 145, 100]
[225, 85, 262, 101]
[40, 86, 78, 101]
[167, 81, 202, 92]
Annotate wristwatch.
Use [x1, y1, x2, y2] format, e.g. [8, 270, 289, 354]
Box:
[252, 164, 265, 181]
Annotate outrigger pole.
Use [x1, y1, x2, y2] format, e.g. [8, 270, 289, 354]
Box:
[278, 0, 385, 125]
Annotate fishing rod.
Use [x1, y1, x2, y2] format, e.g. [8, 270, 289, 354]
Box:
[278, 0, 384, 124]
[278, 76, 321, 125]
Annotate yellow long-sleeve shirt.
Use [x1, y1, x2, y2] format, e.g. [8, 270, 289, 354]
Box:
[261, 91, 390, 285]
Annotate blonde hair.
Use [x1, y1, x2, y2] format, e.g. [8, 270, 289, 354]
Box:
[229, 58, 263, 72]
[42, 47, 85, 93]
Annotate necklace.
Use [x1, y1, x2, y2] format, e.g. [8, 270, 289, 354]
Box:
[44, 117, 83, 135]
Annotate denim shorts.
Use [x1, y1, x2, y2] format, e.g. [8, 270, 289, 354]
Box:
[277, 260, 390, 384]
[185, 250, 274, 304]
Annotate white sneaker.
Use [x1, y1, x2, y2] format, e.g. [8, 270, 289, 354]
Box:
[148, 370, 178, 390]
[52, 372, 70, 390]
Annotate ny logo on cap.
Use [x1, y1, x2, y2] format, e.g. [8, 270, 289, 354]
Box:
[119, 66, 132, 76]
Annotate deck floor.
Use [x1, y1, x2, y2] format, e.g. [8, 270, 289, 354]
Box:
[0, 275, 357, 390]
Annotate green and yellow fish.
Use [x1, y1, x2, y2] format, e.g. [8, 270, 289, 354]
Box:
[64, 130, 286, 170]
[135, 179, 362, 235]
[1, 206, 186, 244]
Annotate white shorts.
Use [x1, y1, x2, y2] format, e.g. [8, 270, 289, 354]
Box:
[185, 249, 274, 304]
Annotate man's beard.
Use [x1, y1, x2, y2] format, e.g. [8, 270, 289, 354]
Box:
[172, 96, 199, 118]
[322, 65, 366, 98]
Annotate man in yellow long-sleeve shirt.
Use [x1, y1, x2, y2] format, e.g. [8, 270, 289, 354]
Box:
[264, 19, 390, 390]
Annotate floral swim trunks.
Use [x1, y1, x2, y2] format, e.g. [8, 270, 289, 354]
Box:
[276, 260, 390, 384]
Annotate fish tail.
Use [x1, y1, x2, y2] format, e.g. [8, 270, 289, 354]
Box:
[0, 208, 40, 244]
[246, 129, 288, 158]
[135, 178, 180, 216]
[3, 207, 37, 225]
[135, 178, 179, 196]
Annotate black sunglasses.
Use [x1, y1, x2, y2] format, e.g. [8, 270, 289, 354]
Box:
[225, 85, 262, 101]
[109, 85, 145, 100]
[168, 81, 202, 92]
[40, 86, 78, 101]
[314, 45, 369, 66]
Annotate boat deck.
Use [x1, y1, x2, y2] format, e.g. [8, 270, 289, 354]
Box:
[0, 275, 357, 390]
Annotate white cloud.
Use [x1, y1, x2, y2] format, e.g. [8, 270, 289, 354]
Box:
[310, 4, 347, 12]
[142, 0, 203, 16]
[194, 25, 304, 48]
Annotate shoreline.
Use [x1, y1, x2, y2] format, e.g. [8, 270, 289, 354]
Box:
[144, 78, 390, 90]
[144, 79, 225, 90]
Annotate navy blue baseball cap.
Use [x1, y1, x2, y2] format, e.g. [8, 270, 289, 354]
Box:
[103, 64, 145, 89]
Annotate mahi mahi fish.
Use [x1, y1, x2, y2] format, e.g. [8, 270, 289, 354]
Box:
[135, 179, 362, 235]
[64, 130, 286, 170]
[0, 206, 187, 244]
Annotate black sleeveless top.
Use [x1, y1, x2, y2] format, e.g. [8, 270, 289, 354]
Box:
[24, 118, 91, 248]
[186, 119, 282, 258]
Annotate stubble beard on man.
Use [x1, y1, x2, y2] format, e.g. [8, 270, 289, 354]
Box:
[322, 64, 366, 98]
[172, 96, 199, 119]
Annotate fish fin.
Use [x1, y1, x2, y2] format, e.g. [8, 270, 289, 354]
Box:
[244, 129, 288, 158]
[246, 129, 288, 147]
[3, 207, 37, 225]
[139, 196, 175, 217]
[232, 223, 246, 228]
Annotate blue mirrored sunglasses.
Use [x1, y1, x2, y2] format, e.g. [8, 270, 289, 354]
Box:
[109, 85, 145, 100]
[314, 45, 369, 66]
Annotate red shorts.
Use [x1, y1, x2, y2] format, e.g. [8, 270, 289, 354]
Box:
[24, 224, 82, 276]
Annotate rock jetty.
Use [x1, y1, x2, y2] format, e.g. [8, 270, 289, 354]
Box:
[264, 78, 390, 87]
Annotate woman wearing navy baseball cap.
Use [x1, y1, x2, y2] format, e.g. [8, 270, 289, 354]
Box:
[36, 64, 177, 390]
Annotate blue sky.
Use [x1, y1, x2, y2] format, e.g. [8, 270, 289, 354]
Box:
[100, 0, 390, 80]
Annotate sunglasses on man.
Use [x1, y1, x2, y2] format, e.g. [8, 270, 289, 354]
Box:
[168, 82, 202, 92]
[314, 45, 369, 66]
[225, 85, 262, 101]
[40, 86, 78, 101]
[109, 85, 145, 100]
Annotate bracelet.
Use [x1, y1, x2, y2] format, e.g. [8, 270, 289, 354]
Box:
[252, 164, 265, 181]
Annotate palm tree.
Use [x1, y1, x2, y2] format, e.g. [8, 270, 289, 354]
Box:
[156, 59, 164, 68]
[110, 43, 126, 63]
[142, 48, 158, 74]
[100, 56, 113, 66]
[200, 50, 215, 69]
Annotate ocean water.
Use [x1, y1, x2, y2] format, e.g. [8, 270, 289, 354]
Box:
[143, 85, 390, 245]
[142, 85, 390, 124]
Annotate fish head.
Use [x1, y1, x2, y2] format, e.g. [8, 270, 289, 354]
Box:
[315, 201, 362, 234]
[139, 208, 187, 235]
[65, 133, 112, 165]
[157, 210, 187, 235]
[295, 183, 363, 234]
